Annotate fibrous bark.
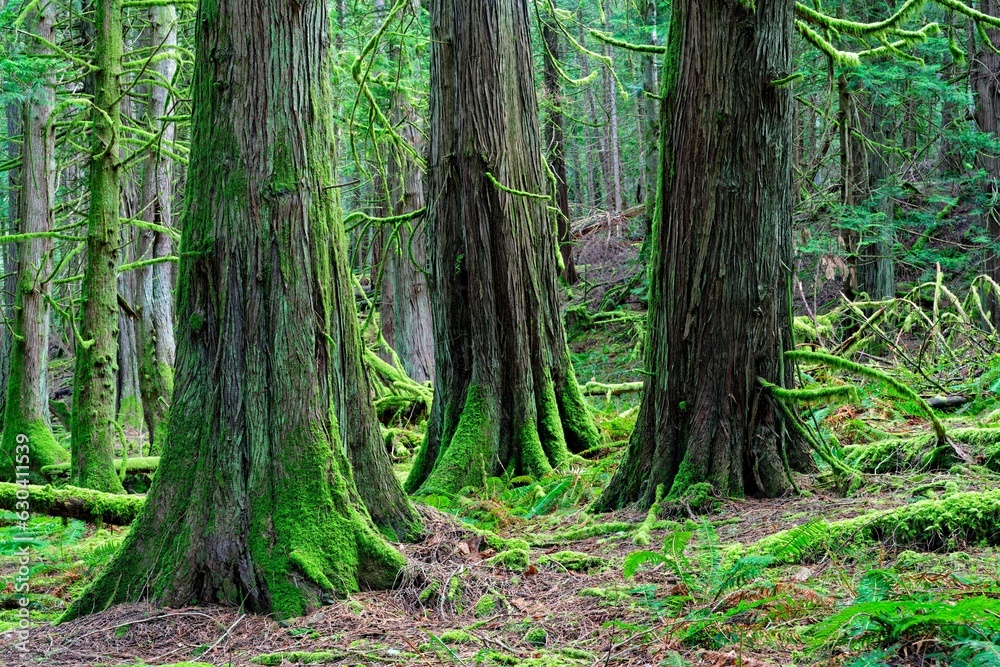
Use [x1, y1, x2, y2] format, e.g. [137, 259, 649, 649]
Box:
[405, 0, 600, 496]
[137, 2, 178, 454]
[597, 0, 809, 510]
[0, 0, 67, 483]
[542, 18, 578, 284]
[71, 0, 126, 494]
[974, 0, 1000, 327]
[64, 0, 407, 621]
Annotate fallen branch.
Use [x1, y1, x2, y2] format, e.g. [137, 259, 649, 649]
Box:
[41, 456, 160, 479]
[579, 381, 644, 397]
[0, 482, 143, 525]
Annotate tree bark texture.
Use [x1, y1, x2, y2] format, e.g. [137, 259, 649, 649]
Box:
[137, 3, 178, 454]
[974, 0, 1000, 327]
[0, 1, 67, 483]
[405, 0, 601, 495]
[596, 0, 807, 510]
[65, 0, 408, 622]
[71, 0, 126, 494]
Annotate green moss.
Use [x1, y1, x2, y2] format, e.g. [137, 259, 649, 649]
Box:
[474, 593, 497, 617]
[252, 652, 341, 665]
[118, 393, 144, 431]
[523, 625, 547, 647]
[753, 490, 1000, 563]
[540, 521, 632, 543]
[633, 483, 664, 546]
[0, 417, 68, 484]
[484, 548, 530, 570]
[418, 385, 495, 494]
[42, 456, 159, 478]
[580, 586, 632, 602]
[554, 362, 602, 454]
[537, 550, 606, 572]
[536, 380, 569, 468]
[439, 629, 475, 644]
[0, 481, 143, 524]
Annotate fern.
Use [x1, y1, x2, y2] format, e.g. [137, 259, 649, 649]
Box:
[526, 478, 571, 518]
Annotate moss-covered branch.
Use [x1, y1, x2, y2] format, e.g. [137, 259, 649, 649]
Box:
[41, 456, 159, 479]
[0, 482, 143, 524]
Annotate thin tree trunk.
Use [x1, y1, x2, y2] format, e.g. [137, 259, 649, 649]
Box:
[602, 5, 623, 213]
[405, 0, 601, 496]
[542, 19, 578, 283]
[65, 0, 408, 622]
[136, 2, 178, 455]
[0, 1, 67, 483]
[597, 0, 809, 510]
[383, 59, 435, 381]
[640, 0, 659, 229]
[1, 105, 20, 427]
[71, 0, 126, 493]
[117, 95, 143, 434]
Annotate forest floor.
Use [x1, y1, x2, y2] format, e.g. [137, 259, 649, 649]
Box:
[5, 216, 1000, 666]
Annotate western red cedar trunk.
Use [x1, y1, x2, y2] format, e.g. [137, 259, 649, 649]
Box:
[63, 0, 408, 621]
[117, 102, 143, 434]
[0, 0, 67, 483]
[71, 0, 126, 494]
[542, 20, 578, 284]
[404, 0, 601, 496]
[974, 0, 1000, 327]
[596, 0, 809, 510]
[137, 2, 178, 454]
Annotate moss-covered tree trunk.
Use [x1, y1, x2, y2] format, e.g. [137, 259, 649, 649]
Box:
[596, 0, 809, 510]
[0, 0, 67, 483]
[64, 0, 407, 622]
[136, 2, 178, 454]
[381, 1, 435, 384]
[542, 19, 577, 284]
[405, 0, 601, 496]
[71, 0, 126, 494]
[974, 0, 1000, 327]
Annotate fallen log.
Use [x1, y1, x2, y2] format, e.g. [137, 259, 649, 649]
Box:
[0, 482, 143, 525]
[579, 380, 644, 397]
[40, 457, 160, 479]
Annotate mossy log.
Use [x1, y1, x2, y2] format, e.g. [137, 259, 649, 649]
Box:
[41, 456, 160, 479]
[0, 482, 143, 525]
[842, 427, 1000, 473]
[753, 489, 1000, 563]
[578, 381, 644, 398]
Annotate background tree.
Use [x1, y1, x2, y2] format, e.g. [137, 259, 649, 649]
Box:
[70, 0, 125, 494]
[0, 0, 66, 482]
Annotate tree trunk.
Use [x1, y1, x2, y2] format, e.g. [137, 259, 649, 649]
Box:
[974, 0, 1000, 327]
[2, 105, 21, 426]
[640, 0, 660, 231]
[856, 96, 895, 300]
[117, 102, 143, 435]
[542, 19, 578, 284]
[64, 0, 408, 622]
[596, 0, 808, 510]
[601, 6, 623, 213]
[405, 0, 601, 496]
[380, 2, 435, 383]
[71, 0, 126, 494]
[0, 1, 67, 483]
[137, 3, 178, 455]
